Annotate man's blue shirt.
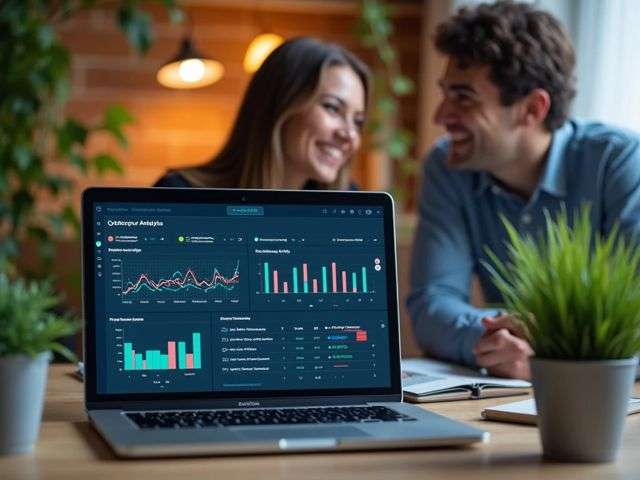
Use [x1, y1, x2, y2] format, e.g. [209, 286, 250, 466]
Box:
[407, 119, 640, 366]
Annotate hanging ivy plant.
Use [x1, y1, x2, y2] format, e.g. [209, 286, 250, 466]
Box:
[355, 0, 417, 209]
[0, 0, 182, 276]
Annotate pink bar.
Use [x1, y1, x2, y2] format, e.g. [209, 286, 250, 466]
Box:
[273, 270, 279, 293]
[186, 354, 194, 369]
[332, 262, 337, 293]
[283, 281, 289, 293]
[353, 284, 357, 293]
[142, 360, 147, 370]
[167, 341, 176, 369]
[342, 271, 347, 293]
[313, 278, 318, 293]
[303, 263, 308, 283]
[131, 349, 136, 370]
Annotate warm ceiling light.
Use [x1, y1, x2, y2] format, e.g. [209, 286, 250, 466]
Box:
[243, 33, 284, 73]
[157, 37, 224, 89]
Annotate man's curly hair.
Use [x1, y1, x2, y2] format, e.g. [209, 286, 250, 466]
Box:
[435, 1, 576, 131]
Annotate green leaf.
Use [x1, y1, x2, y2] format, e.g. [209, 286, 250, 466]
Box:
[49, 342, 78, 363]
[387, 129, 413, 159]
[27, 226, 50, 243]
[104, 104, 135, 129]
[68, 151, 88, 173]
[46, 213, 66, 237]
[36, 23, 55, 49]
[387, 134, 410, 159]
[376, 96, 397, 116]
[92, 153, 124, 175]
[391, 75, 415, 96]
[57, 119, 88, 155]
[379, 45, 395, 64]
[162, 1, 185, 24]
[362, 1, 385, 24]
[102, 104, 134, 148]
[13, 146, 33, 171]
[10, 189, 34, 230]
[11, 97, 38, 116]
[0, 238, 20, 262]
[117, 5, 154, 54]
[61, 204, 80, 235]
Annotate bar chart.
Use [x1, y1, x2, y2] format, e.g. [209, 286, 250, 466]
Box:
[259, 261, 371, 295]
[107, 316, 213, 393]
[252, 254, 386, 311]
[123, 332, 202, 371]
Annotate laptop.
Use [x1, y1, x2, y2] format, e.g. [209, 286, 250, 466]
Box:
[82, 187, 487, 457]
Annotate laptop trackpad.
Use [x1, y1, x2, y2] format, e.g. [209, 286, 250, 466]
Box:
[236, 426, 368, 441]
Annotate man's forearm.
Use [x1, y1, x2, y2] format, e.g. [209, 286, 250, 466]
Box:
[407, 289, 499, 366]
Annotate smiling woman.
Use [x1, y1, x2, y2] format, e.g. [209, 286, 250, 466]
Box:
[154, 37, 371, 191]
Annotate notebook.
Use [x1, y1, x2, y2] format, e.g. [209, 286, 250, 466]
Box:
[401, 358, 531, 402]
[481, 397, 640, 425]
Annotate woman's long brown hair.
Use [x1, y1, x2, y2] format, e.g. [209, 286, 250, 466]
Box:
[176, 37, 371, 189]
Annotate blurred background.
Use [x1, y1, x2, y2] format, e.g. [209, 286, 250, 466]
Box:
[2, 0, 639, 357]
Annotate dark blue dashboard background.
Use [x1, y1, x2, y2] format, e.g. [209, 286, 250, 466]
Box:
[93, 203, 392, 395]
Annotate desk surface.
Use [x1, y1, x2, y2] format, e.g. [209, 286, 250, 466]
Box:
[2, 365, 640, 480]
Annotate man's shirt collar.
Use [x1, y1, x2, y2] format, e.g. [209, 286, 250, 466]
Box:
[473, 122, 571, 198]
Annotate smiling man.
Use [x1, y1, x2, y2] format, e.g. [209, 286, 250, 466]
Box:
[407, 1, 640, 379]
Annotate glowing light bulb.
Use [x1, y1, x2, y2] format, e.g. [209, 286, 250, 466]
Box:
[243, 33, 284, 73]
[178, 59, 205, 83]
[157, 37, 224, 89]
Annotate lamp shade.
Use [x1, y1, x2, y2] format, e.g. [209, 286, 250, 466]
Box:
[157, 37, 224, 89]
[243, 33, 284, 73]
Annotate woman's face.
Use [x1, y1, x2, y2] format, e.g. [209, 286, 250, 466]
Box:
[282, 65, 366, 187]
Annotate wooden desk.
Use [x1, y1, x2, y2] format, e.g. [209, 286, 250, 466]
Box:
[2, 366, 640, 480]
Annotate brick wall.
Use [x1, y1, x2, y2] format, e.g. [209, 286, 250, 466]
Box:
[58, 1, 422, 192]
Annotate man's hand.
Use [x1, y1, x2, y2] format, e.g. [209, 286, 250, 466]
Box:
[473, 314, 533, 380]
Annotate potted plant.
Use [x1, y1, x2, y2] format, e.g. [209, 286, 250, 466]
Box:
[485, 206, 640, 462]
[0, 274, 78, 455]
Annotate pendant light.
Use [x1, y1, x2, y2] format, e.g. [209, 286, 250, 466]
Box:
[157, 14, 224, 89]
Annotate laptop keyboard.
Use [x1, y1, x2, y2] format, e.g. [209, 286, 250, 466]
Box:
[126, 406, 417, 429]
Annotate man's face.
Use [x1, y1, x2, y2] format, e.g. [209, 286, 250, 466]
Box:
[434, 60, 521, 172]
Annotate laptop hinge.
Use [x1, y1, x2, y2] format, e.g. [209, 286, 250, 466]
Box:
[86, 394, 401, 411]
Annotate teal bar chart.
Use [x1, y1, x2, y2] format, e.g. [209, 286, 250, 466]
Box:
[123, 332, 201, 371]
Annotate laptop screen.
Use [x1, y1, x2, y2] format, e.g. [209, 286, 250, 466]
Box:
[84, 189, 400, 402]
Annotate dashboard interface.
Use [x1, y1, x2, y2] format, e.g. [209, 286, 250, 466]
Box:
[91, 202, 393, 395]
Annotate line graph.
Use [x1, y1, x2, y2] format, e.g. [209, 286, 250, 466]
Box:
[111, 255, 246, 307]
[122, 261, 240, 296]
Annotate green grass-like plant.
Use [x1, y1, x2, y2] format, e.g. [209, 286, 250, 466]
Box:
[483, 206, 640, 360]
[0, 274, 79, 361]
